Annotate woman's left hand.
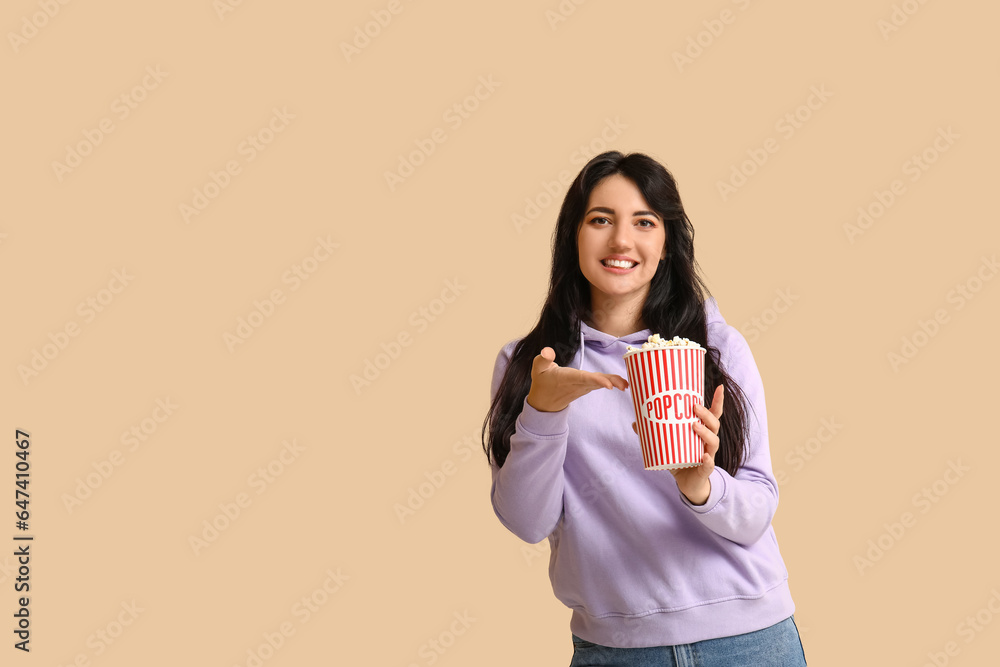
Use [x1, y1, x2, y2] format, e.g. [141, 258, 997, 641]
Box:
[631, 385, 724, 505]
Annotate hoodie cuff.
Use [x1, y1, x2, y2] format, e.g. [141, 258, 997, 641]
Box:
[679, 467, 726, 513]
[516, 395, 570, 438]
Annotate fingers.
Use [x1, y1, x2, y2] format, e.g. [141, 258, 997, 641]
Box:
[535, 347, 627, 391]
[605, 373, 628, 391]
[710, 384, 724, 418]
[532, 347, 557, 375]
[694, 422, 720, 462]
[576, 370, 627, 391]
[703, 438, 717, 471]
[701, 424, 720, 456]
[694, 405, 720, 436]
[631, 421, 637, 434]
[694, 386, 724, 434]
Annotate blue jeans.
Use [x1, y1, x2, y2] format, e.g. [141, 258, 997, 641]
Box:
[569, 615, 807, 666]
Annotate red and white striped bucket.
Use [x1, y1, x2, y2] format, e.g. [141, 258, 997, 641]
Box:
[623, 346, 706, 470]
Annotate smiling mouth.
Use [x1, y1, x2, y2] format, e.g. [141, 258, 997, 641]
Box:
[602, 259, 638, 269]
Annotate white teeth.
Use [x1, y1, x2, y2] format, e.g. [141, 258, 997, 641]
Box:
[603, 259, 637, 269]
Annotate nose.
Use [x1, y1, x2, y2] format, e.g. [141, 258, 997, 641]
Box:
[610, 221, 633, 249]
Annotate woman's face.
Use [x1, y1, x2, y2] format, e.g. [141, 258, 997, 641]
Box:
[576, 174, 667, 307]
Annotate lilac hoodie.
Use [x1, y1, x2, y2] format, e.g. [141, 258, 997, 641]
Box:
[489, 297, 795, 648]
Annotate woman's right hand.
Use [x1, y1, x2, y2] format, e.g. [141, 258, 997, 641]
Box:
[525, 346, 629, 413]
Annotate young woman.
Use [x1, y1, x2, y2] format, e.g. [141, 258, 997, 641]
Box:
[482, 151, 807, 665]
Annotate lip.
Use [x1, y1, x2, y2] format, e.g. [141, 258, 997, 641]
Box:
[602, 255, 637, 262]
[600, 260, 638, 274]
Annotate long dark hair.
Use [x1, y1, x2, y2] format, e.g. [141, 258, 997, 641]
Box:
[482, 151, 753, 475]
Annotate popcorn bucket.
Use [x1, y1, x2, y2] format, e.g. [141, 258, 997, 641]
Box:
[623, 345, 706, 470]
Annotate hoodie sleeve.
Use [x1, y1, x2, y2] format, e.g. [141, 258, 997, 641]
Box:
[677, 326, 780, 546]
[488, 341, 570, 544]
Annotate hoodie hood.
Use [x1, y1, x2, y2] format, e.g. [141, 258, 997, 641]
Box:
[576, 296, 723, 371]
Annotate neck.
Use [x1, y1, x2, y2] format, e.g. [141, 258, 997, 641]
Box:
[585, 290, 648, 338]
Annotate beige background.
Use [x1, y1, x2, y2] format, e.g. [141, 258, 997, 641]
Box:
[3, 1, 999, 664]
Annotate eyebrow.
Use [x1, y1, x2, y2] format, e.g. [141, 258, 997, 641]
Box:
[586, 206, 662, 220]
